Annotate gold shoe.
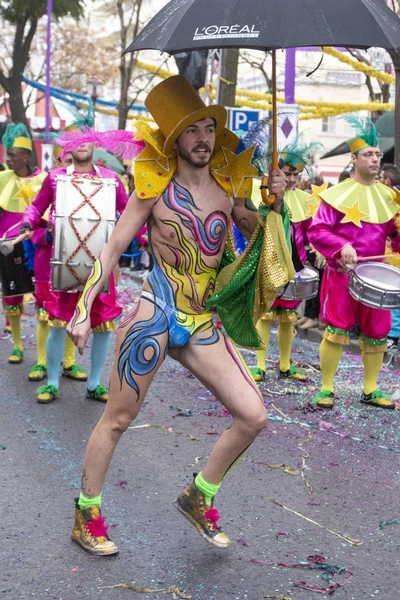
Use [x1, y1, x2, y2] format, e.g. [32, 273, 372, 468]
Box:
[29, 363, 47, 382]
[71, 500, 119, 556]
[312, 389, 335, 408]
[8, 348, 23, 364]
[175, 481, 231, 549]
[62, 364, 88, 381]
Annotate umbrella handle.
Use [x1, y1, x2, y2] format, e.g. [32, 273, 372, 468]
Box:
[261, 49, 278, 205]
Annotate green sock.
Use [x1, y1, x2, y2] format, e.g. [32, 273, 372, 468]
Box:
[78, 492, 102, 510]
[194, 472, 220, 506]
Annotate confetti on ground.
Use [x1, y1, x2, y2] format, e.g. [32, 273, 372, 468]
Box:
[378, 518, 400, 530]
[253, 555, 353, 596]
[269, 498, 363, 546]
[100, 583, 192, 598]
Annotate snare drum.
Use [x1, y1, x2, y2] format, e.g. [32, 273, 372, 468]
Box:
[278, 266, 319, 301]
[51, 174, 117, 292]
[0, 239, 35, 297]
[348, 261, 400, 310]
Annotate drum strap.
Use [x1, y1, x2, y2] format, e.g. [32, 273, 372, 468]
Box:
[66, 164, 101, 177]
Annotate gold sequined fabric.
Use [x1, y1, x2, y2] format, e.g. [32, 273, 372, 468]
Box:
[4, 304, 24, 317]
[208, 209, 295, 349]
[323, 329, 350, 346]
[359, 339, 388, 354]
[92, 320, 117, 333]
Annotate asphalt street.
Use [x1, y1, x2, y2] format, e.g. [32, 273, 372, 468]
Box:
[1, 273, 399, 600]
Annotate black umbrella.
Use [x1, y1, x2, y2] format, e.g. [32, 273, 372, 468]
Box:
[125, 0, 400, 55]
[124, 0, 400, 203]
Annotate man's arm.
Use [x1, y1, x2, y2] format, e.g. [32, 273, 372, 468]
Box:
[232, 169, 286, 239]
[308, 200, 357, 264]
[67, 191, 157, 352]
[21, 173, 51, 232]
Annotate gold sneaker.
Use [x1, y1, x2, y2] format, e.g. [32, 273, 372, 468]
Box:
[175, 482, 231, 549]
[71, 499, 119, 556]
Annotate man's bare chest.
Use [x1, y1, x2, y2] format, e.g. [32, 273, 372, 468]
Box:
[152, 181, 231, 256]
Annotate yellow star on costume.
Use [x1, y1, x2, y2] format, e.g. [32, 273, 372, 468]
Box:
[212, 146, 258, 197]
[305, 197, 319, 217]
[391, 187, 400, 207]
[135, 139, 172, 172]
[309, 182, 328, 204]
[13, 179, 39, 206]
[341, 201, 369, 228]
[305, 182, 328, 217]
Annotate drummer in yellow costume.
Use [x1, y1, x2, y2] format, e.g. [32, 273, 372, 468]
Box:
[250, 138, 322, 383]
[0, 123, 46, 364]
[308, 116, 400, 409]
[65, 75, 293, 556]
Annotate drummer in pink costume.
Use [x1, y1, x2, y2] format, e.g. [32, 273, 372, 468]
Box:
[27, 148, 88, 384]
[0, 123, 47, 364]
[22, 142, 129, 403]
[308, 116, 400, 409]
[250, 137, 321, 383]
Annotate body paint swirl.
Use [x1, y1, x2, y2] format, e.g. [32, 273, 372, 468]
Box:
[166, 180, 227, 256]
[118, 307, 168, 401]
[70, 259, 103, 328]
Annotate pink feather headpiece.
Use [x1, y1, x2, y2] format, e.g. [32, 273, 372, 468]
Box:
[57, 127, 145, 160]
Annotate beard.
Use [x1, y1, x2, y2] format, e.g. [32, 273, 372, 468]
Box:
[176, 141, 212, 169]
[71, 149, 93, 164]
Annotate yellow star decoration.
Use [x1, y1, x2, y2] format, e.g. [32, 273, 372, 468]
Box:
[305, 182, 328, 217]
[135, 139, 172, 172]
[13, 179, 39, 206]
[391, 187, 400, 207]
[309, 182, 328, 203]
[341, 201, 369, 228]
[212, 146, 258, 197]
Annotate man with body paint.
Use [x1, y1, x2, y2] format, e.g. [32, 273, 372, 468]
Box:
[66, 75, 289, 555]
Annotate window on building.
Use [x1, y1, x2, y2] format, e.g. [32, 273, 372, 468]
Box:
[322, 117, 336, 134]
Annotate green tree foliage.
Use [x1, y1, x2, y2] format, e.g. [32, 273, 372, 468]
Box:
[0, 0, 84, 21]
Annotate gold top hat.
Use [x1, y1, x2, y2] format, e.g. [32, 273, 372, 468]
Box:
[145, 75, 227, 156]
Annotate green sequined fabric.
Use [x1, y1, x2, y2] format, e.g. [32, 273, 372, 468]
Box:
[207, 205, 294, 349]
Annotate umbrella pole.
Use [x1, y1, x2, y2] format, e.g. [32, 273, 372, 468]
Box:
[261, 48, 278, 204]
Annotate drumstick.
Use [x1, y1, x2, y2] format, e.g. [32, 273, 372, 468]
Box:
[0, 231, 30, 256]
[357, 253, 398, 262]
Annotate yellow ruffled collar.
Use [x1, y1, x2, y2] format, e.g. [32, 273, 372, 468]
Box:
[319, 179, 399, 226]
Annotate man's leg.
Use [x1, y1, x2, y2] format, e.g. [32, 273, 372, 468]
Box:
[86, 331, 112, 401]
[28, 318, 49, 381]
[277, 302, 306, 380]
[357, 304, 394, 409]
[313, 268, 354, 408]
[72, 298, 169, 555]
[251, 317, 271, 381]
[61, 334, 88, 382]
[4, 299, 24, 363]
[170, 330, 266, 548]
[36, 325, 67, 403]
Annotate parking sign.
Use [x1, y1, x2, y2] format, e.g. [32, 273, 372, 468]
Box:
[228, 108, 260, 132]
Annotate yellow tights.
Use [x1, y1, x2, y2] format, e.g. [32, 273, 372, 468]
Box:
[9, 314, 22, 350]
[362, 350, 384, 395]
[255, 319, 295, 372]
[319, 338, 343, 392]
